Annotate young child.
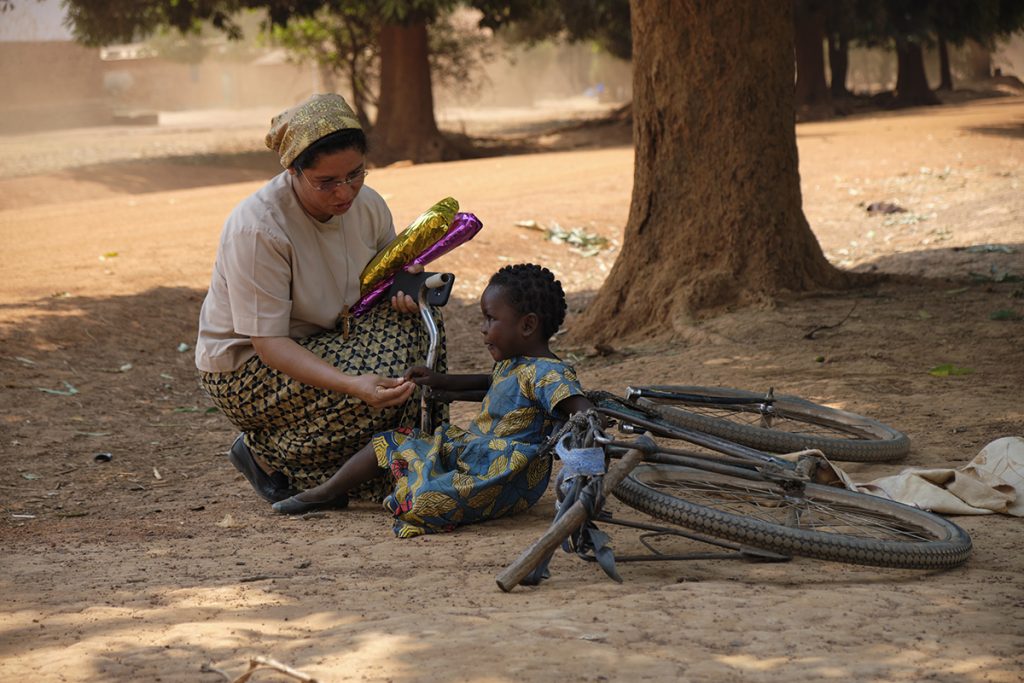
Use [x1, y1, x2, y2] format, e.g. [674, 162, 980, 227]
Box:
[272, 263, 593, 537]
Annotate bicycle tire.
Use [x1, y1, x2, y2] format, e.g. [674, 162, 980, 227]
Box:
[614, 463, 972, 570]
[632, 385, 910, 462]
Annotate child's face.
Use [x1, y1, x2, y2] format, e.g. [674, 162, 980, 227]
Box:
[479, 285, 527, 361]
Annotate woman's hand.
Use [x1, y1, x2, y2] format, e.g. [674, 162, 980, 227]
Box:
[390, 291, 419, 315]
[389, 263, 424, 315]
[404, 365, 438, 387]
[350, 374, 416, 409]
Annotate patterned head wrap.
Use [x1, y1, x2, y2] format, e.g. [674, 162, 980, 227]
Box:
[265, 93, 362, 169]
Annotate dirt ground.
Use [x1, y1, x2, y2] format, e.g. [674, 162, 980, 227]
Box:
[1, 94, 1023, 682]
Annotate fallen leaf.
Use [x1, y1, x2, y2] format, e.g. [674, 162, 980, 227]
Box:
[990, 309, 1021, 321]
[514, 219, 543, 230]
[37, 381, 78, 396]
[928, 363, 973, 377]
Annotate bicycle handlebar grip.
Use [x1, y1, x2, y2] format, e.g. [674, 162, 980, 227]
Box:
[495, 445, 645, 592]
[423, 272, 452, 289]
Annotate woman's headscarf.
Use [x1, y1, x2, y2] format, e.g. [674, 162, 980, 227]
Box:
[265, 93, 362, 169]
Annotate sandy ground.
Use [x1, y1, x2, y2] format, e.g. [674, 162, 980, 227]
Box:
[1, 96, 1023, 682]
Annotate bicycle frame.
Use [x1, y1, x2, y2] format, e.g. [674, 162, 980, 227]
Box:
[590, 392, 821, 483]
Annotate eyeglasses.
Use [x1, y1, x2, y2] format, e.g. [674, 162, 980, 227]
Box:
[298, 168, 368, 193]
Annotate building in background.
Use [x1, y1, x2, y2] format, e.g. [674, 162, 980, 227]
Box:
[0, 0, 110, 132]
[0, 0, 309, 134]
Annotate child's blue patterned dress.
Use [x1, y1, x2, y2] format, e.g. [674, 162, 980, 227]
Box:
[372, 356, 584, 537]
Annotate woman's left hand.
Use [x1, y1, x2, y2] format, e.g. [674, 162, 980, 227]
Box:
[351, 374, 415, 408]
[389, 263, 424, 315]
[390, 291, 419, 314]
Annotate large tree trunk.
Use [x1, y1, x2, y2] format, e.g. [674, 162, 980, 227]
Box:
[894, 38, 939, 107]
[827, 34, 851, 98]
[573, 0, 851, 344]
[794, 6, 831, 108]
[372, 22, 450, 164]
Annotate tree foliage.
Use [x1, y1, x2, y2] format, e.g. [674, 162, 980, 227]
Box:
[476, 0, 630, 59]
[270, 5, 494, 129]
[60, 0, 470, 46]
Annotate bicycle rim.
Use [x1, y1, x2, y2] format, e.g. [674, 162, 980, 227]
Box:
[634, 385, 910, 462]
[613, 464, 972, 570]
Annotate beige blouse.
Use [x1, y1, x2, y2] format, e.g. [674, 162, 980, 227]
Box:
[195, 172, 395, 373]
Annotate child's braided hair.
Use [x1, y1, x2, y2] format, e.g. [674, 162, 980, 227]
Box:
[488, 263, 567, 339]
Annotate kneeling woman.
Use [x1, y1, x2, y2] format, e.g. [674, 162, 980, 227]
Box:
[195, 93, 443, 505]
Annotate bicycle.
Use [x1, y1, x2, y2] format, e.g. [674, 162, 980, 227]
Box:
[399, 273, 973, 591]
[496, 389, 973, 591]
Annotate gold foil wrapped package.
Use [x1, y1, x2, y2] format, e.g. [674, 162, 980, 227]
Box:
[359, 197, 459, 294]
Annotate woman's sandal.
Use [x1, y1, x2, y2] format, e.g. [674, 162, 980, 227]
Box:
[272, 493, 350, 515]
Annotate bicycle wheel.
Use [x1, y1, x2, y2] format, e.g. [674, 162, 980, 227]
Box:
[614, 463, 972, 570]
[632, 385, 910, 462]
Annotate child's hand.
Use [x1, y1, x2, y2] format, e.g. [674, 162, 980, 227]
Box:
[404, 366, 436, 386]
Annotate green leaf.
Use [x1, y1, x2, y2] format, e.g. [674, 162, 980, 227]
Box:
[928, 363, 973, 377]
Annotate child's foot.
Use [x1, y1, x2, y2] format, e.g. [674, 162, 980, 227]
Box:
[272, 493, 349, 515]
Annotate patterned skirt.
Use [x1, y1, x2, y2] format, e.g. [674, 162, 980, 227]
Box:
[199, 304, 447, 500]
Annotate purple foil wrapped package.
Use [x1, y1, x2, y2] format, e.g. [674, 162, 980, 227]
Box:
[350, 212, 483, 317]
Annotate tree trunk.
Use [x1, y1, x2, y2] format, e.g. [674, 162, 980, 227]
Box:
[372, 22, 450, 164]
[827, 34, 850, 98]
[794, 7, 831, 108]
[572, 0, 852, 344]
[344, 52, 374, 131]
[894, 38, 939, 107]
[937, 38, 953, 91]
